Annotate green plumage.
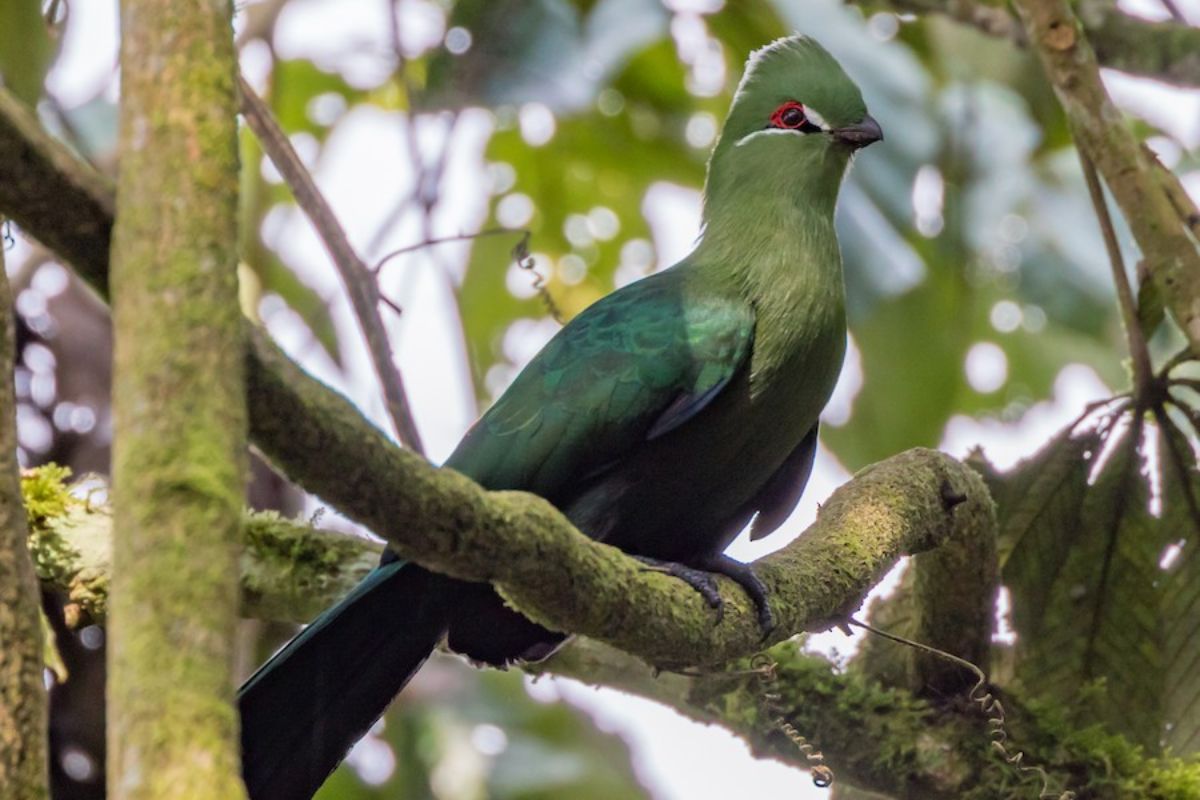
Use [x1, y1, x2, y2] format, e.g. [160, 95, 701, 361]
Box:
[446, 35, 864, 571]
[239, 35, 881, 800]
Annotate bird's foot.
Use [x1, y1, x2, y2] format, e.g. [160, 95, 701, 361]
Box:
[634, 556, 725, 617]
[633, 554, 774, 636]
[695, 554, 775, 637]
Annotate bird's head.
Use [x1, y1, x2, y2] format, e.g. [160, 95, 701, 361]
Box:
[703, 36, 881, 224]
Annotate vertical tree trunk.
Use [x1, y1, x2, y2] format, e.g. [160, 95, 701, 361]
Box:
[0, 222, 49, 800]
[107, 1, 247, 797]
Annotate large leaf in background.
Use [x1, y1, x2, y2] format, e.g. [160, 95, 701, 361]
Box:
[0, 0, 51, 105]
[426, 0, 668, 113]
[1159, 418, 1200, 755]
[317, 657, 648, 800]
[994, 425, 1102, 584]
[1009, 427, 1167, 750]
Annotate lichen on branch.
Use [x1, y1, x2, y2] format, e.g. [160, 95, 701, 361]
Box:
[22, 467, 381, 627]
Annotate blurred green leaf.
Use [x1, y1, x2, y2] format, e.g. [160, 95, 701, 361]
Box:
[459, 41, 708, 391]
[427, 0, 668, 113]
[272, 58, 366, 139]
[709, 0, 789, 58]
[0, 0, 52, 105]
[1137, 269, 1167, 340]
[825, 272, 969, 470]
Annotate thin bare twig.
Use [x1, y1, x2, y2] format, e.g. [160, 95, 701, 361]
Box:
[237, 74, 425, 454]
[1078, 152, 1155, 403]
[382, 0, 447, 256]
[373, 228, 532, 273]
[1159, 0, 1187, 24]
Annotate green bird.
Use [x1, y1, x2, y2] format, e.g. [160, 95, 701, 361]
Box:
[239, 35, 881, 800]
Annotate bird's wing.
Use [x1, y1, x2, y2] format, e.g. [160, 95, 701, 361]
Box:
[447, 270, 754, 499]
[747, 422, 820, 541]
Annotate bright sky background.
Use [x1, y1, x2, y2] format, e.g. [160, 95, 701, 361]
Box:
[17, 0, 1200, 797]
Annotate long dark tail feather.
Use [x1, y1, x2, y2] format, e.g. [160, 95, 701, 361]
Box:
[238, 561, 448, 800]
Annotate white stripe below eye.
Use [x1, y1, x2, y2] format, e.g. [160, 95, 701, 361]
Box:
[735, 129, 795, 147]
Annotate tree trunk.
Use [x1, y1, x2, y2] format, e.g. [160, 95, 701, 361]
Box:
[107, 1, 247, 797]
[0, 220, 49, 799]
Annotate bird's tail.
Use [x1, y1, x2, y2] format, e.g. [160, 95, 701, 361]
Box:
[238, 560, 447, 800]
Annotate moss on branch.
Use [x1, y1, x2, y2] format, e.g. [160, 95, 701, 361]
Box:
[22, 468, 381, 626]
[31, 469, 1197, 797]
[31, 484, 1199, 798]
[544, 638, 1200, 799]
[29, 441, 992, 676]
[107, 1, 248, 794]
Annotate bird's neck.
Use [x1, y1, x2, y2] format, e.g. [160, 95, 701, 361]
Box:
[696, 176, 844, 315]
[690, 174, 847, 391]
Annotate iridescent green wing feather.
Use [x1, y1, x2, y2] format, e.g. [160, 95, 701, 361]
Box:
[447, 268, 753, 499]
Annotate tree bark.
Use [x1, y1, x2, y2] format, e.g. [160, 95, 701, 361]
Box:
[0, 224, 49, 799]
[847, 0, 1200, 89]
[1011, 0, 1200, 355]
[107, 1, 247, 797]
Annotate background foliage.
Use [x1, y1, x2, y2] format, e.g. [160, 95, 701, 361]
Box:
[2, 0, 1198, 797]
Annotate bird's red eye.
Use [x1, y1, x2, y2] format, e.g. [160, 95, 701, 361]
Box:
[769, 101, 822, 134]
[770, 101, 808, 129]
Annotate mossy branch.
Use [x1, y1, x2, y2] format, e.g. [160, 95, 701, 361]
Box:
[545, 638, 1199, 800]
[854, 509, 1000, 698]
[27, 445, 992, 671]
[24, 478, 381, 627]
[851, 0, 1200, 89]
[29, 468, 1198, 797]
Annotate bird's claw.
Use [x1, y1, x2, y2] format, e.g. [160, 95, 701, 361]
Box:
[634, 555, 774, 636]
[697, 554, 775, 638]
[635, 556, 726, 620]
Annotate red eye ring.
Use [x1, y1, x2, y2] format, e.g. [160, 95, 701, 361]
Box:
[770, 101, 807, 129]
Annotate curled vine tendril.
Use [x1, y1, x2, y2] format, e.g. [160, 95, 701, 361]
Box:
[848, 618, 1076, 800]
[749, 653, 834, 789]
[511, 230, 563, 324]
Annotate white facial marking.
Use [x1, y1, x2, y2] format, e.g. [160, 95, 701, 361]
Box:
[804, 106, 832, 131]
[735, 129, 795, 147]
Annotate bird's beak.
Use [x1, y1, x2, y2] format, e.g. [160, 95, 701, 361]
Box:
[833, 114, 883, 149]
